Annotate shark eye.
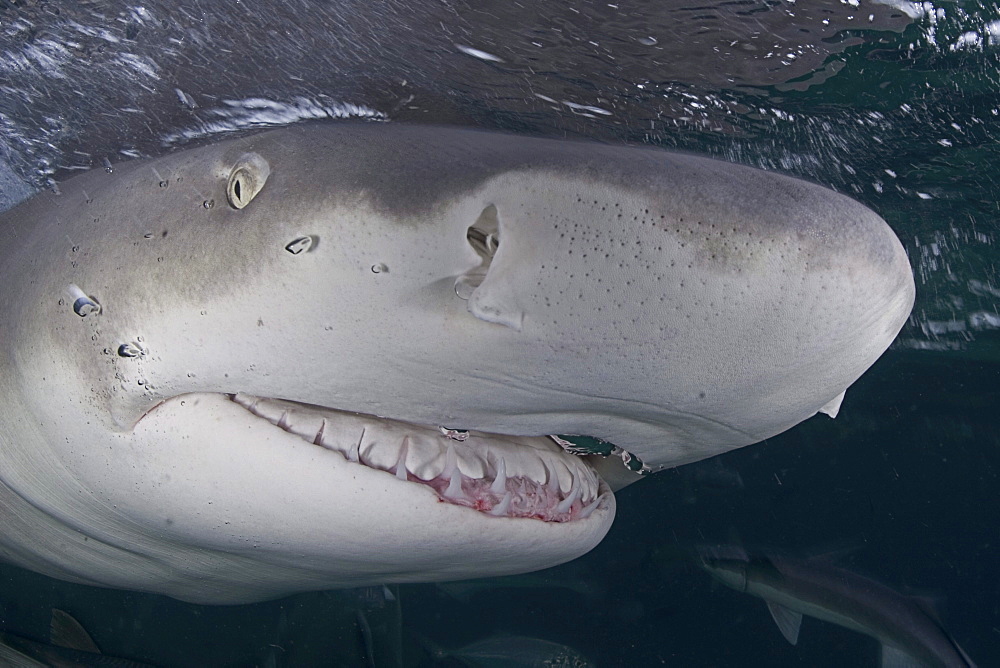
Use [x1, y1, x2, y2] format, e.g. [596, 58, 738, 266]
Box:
[226, 153, 270, 209]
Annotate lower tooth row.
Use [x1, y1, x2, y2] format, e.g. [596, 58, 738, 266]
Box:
[231, 394, 600, 514]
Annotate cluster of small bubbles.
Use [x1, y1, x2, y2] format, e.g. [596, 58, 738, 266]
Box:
[158, 180, 169, 188]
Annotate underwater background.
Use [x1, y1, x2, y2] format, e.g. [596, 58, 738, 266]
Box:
[0, 0, 996, 665]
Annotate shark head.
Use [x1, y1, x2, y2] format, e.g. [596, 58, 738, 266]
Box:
[0, 123, 913, 603]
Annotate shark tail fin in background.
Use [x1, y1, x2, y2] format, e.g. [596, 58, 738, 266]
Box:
[49, 609, 101, 654]
[766, 601, 802, 645]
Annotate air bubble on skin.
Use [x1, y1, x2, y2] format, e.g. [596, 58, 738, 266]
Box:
[285, 236, 314, 255]
[454, 274, 483, 300]
[371, 263, 388, 274]
[158, 180, 169, 188]
[67, 284, 101, 317]
[203, 199, 215, 209]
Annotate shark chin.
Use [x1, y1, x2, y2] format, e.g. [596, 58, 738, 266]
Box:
[0, 121, 913, 603]
[2, 386, 616, 605]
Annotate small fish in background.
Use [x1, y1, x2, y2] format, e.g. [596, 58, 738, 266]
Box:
[353, 585, 403, 668]
[0, 608, 156, 667]
[697, 544, 977, 668]
[415, 632, 594, 668]
[257, 586, 404, 668]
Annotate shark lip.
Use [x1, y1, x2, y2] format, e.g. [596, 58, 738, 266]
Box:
[226, 393, 608, 523]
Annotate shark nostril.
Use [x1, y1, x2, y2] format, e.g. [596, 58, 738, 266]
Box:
[284, 236, 315, 255]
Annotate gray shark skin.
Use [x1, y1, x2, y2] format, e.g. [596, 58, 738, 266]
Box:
[701, 549, 976, 667]
[0, 123, 913, 603]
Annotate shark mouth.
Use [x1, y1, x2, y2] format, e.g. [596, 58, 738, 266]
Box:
[228, 393, 607, 523]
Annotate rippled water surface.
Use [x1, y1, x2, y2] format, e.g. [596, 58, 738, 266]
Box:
[0, 1, 997, 666]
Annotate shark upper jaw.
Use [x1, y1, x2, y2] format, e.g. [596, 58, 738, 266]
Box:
[216, 392, 609, 523]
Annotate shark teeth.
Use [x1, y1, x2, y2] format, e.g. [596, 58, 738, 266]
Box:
[229, 393, 606, 523]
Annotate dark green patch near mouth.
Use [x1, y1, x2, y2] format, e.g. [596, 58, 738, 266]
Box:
[555, 435, 649, 473]
[555, 435, 616, 456]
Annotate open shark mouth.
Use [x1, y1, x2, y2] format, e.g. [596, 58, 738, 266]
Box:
[228, 393, 607, 522]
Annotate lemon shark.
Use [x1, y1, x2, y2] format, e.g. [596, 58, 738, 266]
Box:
[700, 546, 976, 667]
[0, 123, 914, 604]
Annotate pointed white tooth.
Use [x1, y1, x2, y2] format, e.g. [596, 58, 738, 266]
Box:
[556, 478, 581, 514]
[551, 459, 574, 494]
[546, 462, 560, 494]
[277, 410, 292, 430]
[490, 458, 507, 494]
[444, 468, 467, 500]
[232, 392, 259, 410]
[579, 494, 602, 519]
[490, 492, 512, 516]
[347, 428, 363, 463]
[584, 470, 599, 503]
[313, 418, 328, 447]
[443, 444, 458, 481]
[394, 437, 410, 481]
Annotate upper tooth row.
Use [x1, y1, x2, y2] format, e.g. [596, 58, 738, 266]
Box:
[231, 394, 598, 502]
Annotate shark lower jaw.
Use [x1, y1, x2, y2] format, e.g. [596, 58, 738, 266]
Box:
[222, 392, 608, 523]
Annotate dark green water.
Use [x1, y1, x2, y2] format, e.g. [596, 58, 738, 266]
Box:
[0, 1, 996, 665]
